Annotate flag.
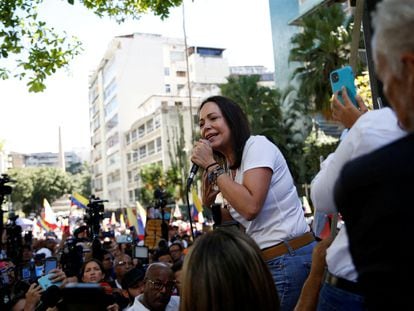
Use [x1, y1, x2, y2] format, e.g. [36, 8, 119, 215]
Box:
[70, 193, 88, 209]
[36, 217, 48, 231]
[191, 205, 198, 222]
[198, 210, 205, 224]
[110, 212, 116, 226]
[136, 201, 147, 228]
[191, 188, 203, 213]
[42, 198, 57, 230]
[126, 207, 138, 231]
[173, 204, 182, 219]
[120, 213, 126, 229]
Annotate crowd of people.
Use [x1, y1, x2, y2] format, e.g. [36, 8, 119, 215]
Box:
[1, 0, 412, 309]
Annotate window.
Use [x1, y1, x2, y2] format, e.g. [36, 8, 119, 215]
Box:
[128, 171, 133, 183]
[129, 190, 134, 202]
[177, 84, 185, 91]
[170, 51, 184, 61]
[107, 151, 119, 167]
[131, 129, 138, 142]
[138, 125, 145, 138]
[105, 114, 118, 132]
[139, 146, 146, 159]
[104, 96, 118, 117]
[133, 150, 138, 162]
[156, 137, 162, 152]
[104, 78, 117, 100]
[106, 133, 119, 148]
[146, 119, 154, 133]
[148, 141, 155, 155]
[154, 116, 161, 129]
[164, 67, 170, 76]
[165, 84, 171, 93]
[126, 133, 131, 145]
[176, 71, 186, 77]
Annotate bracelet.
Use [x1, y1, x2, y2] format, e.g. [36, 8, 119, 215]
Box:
[205, 162, 219, 172]
[207, 166, 226, 185]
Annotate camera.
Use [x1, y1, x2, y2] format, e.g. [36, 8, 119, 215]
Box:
[331, 72, 339, 83]
[0, 174, 13, 196]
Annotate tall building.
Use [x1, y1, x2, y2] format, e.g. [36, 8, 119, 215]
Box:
[89, 33, 229, 210]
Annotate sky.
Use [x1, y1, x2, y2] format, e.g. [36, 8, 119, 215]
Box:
[0, 0, 274, 155]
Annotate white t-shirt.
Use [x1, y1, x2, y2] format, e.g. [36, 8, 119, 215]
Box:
[125, 294, 179, 311]
[311, 107, 406, 281]
[229, 135, 309, 249]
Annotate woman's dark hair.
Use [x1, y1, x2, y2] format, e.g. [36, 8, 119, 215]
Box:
[180, 228, 279, 311]
[200, 96, 250, 169]
[79, 258, 104, 282]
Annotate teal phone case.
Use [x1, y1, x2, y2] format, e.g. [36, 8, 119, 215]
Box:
[330, 66, 358, 107]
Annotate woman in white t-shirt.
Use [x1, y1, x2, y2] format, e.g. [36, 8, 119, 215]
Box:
[191, 96, 316, 311]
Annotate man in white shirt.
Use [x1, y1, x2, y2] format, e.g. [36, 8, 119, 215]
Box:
[126, 263, 179, 311]
[310, 90, 405, 310]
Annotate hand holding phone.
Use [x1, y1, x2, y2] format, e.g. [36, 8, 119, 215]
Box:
[330, 66, 358, 107]
[38, 273, 62, 290]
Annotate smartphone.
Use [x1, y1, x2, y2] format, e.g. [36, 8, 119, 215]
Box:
[37, 274, 62, 289]
[330, 66, 358, 107]
[134, 246, 148, 259]
[44, 257, 58, 275]
[38, 274, 54, 290]
[20, 264, 32, 281]
[116, 235, 133, 244]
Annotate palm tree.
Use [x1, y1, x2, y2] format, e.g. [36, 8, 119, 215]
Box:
[289, 4, 353, 114]
[220, 75, 312, 184]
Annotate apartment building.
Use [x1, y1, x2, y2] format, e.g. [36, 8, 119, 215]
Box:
[88, 33, 229, 210]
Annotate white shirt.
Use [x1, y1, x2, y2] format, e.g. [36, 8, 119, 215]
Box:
[311, 107, 406, 281]
[230, 135, 309, 249]
[125, 294, 179, 311]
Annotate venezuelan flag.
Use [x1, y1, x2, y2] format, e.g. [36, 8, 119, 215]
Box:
[191, 188, 203, 213]
[70, 193, 88, 209]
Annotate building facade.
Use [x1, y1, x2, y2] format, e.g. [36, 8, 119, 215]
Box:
[88, 33, 229, 210]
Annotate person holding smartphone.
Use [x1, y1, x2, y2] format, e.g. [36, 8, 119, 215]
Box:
[308, 83, 406, 310]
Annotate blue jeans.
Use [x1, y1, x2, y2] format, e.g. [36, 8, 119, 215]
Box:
[266, 241, 316, 311]
[317, 283, 366, 311]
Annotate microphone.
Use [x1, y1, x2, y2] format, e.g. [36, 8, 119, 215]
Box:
[187, 163, 199, 187]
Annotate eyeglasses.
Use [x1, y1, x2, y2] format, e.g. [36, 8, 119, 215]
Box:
[146, 279, 175, 291]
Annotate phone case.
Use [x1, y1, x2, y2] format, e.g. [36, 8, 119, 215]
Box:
[38, 274, 62, 289]
[44, 258, 57, 275]
[38, 275, 53, 290]
[330, 66, 358, 107]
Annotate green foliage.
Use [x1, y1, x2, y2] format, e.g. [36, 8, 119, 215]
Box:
[302, 130, 339, 183]
[0, 0, 83, 92]
[1, 0, 182, 92]
[138, 164, 175, 207]
[8, 167, 73, 215]
[68, 162, 92, 197]
[220, 75, 312, 184]
[289, 4, 352, 113]
[166, 109, 187, 202]
[79, 0, 183, 22]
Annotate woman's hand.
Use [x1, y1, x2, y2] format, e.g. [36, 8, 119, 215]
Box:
[48, 268, 67, 287]
[331, 87, 368, 128]
[191, 139, 215, 169]
[24, 283, 43, 311]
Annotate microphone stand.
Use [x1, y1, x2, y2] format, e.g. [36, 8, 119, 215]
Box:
[185, 183, 196, 241]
